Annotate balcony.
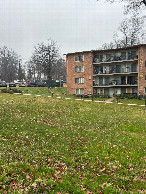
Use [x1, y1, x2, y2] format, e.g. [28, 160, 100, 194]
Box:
[93, 70, 138, 76]
[93, 83, 138, 87]
[93, 79, 138, 87]
[93, 64, 138, 75]
[93, 53, 138, 64]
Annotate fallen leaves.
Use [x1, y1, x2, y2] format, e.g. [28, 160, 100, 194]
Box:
[0, 91, 145, 193]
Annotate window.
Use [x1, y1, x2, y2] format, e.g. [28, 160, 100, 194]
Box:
[75, 88, 84, 95]
[131, 63, 137, 72]
[131, 51, 137, 59]
[115, 52, 121, 61]
[121, 52, 126, 60]
[94, 66, 103, 74]
[74, 55, 84, 62]
[75, 77, 84, 84]
[106, 54, 111, 62]
[93, 54, 103, 63]
[75, 66, 84, 72]
[128, 51, 137, 60]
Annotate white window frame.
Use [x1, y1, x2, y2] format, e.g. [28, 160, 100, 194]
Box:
[75, 78, 79, 84]
[74, 55, 84, 62]
[75, 66, 84, 72]
[80, 77, 84, 83]
[75, 77, 84, 84]
[75, 88, 84, 95]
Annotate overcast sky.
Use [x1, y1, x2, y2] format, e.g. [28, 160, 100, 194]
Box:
[0, 0, 126, 61]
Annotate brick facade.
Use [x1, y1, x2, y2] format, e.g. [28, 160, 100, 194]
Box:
[66, 52, 93, 95]
[66, 44, 146, 96]
[138, 46, 146, 95]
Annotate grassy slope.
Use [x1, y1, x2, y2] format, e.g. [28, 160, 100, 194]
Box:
[0, 89, 146, 193]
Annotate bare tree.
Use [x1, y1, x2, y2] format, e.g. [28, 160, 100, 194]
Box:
[51, 58, 66, 81]
[102, 0, 146, 14]
[25, 60, 36, 81]
[114, 14, 145, 47]
[17, 60, 26, 81]
[102, 42, 115, 49]
[26, 66, 33, 81]
[30, 39, 59, 81]
[101, 13, 145, 49]
[0, 46, 21, 82]
[98, 0, 146, 50]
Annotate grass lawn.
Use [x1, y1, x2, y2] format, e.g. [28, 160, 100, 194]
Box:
[0, 88, 146, 193]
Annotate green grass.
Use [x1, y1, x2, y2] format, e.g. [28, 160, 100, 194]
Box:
[0, 88, 146, 193]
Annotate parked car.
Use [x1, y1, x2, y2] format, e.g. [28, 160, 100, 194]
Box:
[0, 81, 7, 87]
[19, 82, 25, 87]
[27, 82, 37, 87]
[37, 82, 45, 87]
[9, 82, 16, 87]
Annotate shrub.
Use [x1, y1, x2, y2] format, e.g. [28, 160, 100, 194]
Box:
[1, 89, 8, 93]
[93, 94, 110, 98]
[117, 93, 140, 99]
[1, 88, 22, 94]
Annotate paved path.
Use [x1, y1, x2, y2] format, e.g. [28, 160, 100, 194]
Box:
[12, 93, 146, 107]
[128, 104, 137, 106]
[105, 97, 115, 103]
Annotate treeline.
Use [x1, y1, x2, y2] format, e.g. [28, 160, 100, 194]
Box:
[0, 46, 25, 83]
[0, 39, 66, 83]
[98, 0, 146, 49]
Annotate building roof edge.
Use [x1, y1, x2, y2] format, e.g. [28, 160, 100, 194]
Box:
[66, 44, 146, 56]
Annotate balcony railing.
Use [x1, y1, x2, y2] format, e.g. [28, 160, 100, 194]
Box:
[93, 55, 138, 64]
[93, 70, 137, 75]
[93, 81, 138, 87]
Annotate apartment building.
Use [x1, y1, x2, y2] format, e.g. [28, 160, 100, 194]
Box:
[66, 44, 146, 96]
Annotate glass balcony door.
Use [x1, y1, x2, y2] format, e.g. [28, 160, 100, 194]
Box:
[99, 77, 103, 86]
[105, 77, 109, 86]
[131, 63, 137, 72]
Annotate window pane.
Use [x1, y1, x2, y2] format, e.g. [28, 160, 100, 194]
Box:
[121, 52, 126, 60]
[79, 55, 84, 61]
[128, 51, 137, 60]
[75, 66, 79, 72]
[80, 89, 84, 95]
[80, 78, 84, 83]
[81, 66, 84, 72]
[115, 53, 121, 61]
[75, 55, 84, 62]
[75, 66, 84, 72]
[75, 89, 79, 94]
[75, 56, 79, 61]
[75, 78, 79, 83]
[94, 55, 103, 62]
[106, 54, 111, 62]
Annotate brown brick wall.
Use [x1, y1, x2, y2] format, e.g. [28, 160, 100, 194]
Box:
[138, 46, 146, 95]
[66, 52, 93, 95]
[66, 45, 146, 96]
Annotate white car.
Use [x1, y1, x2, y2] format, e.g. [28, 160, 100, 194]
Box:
[19, 82, 25, 87]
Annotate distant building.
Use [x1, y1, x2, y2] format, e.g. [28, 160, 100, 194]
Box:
[66, 44, 146, 96]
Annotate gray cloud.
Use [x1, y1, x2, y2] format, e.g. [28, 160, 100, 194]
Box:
[0, 0, 125, 60]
